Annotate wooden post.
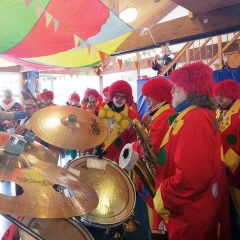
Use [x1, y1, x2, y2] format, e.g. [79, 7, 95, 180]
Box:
[218, 35, 223, 69]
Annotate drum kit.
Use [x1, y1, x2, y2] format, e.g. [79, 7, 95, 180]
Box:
[0, 106, 139, 240]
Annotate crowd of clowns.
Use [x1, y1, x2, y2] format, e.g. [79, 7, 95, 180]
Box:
[0, 61, 240, 240]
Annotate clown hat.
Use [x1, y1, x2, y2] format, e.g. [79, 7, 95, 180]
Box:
[170, 61, 214, 96]
[22, 88, 42, 108]
[39, 89, 54, 100]
[108, 80, 132, 104]
[214, 79, 239, 100]
[142, 77, 172, 103]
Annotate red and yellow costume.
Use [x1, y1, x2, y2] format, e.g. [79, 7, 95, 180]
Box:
[95, 80, 140, 163]
[214, 79, 240, 238]
[153, 62, 230, 240]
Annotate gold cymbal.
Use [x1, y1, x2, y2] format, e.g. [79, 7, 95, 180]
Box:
[31, 106, 107, 150]
[0, 132, 58, 165]
[0, 151, 99, 218]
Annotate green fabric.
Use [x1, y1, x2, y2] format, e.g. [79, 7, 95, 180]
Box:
[0, 0, 50, 53]
[157, 148, 166, 166]
[211, 116, 218, 132]
[226, 135, 237, 145]
[114, 137, 122, 147]
[168, 113, 179, 125]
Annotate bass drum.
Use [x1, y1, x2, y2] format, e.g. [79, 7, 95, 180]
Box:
[18, 217, 94, 240]
[65, 156, 136, 228]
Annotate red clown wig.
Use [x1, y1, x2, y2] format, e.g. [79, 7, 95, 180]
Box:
[170, 61, 214, 96]
[103, 86, 110, 94]
[70, 93, 80, 102]
[85, 89, 99, 98]
[213, 79, 239, 100]
[39, 89, 54, 100]
[108, 80, 132, 104]
[142, 77, 172, 103]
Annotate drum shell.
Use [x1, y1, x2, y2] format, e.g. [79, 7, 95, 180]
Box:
[65, 156, 136, 228]
[18, 217, 94, 240]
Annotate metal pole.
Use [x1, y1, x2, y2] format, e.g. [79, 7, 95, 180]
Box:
[1, 214, 45, 240]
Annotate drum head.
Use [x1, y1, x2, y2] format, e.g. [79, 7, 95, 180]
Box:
[19, 217, 94, 240]
[65, 156, 136, 228]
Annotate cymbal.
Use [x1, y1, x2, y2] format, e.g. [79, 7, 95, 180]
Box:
[0, 151, 99, 218]
[0, 132, 58, 165]
[31, 106, 107, 150]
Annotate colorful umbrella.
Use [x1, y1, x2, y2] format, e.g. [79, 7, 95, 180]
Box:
[0, 0, 134, 69]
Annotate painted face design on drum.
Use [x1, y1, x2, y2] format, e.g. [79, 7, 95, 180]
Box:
[113, 93, 126, 108]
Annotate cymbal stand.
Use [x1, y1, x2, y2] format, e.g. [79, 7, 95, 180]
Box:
[1, 214, 45, 240]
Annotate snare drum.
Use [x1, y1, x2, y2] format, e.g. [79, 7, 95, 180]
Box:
[65, 156, 136, 228]
[18, 217, 94, 240]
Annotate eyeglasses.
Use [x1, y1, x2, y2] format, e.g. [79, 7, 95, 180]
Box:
[113, 94, 126, 99]
[24, 107, 34, 111]
[171, 84, 178, 93]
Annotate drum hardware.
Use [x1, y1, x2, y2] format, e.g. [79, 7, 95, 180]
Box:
[0, 131, 58, 164]
[1, 214, 44, 240]
[30, 106, 108, 151]
[123, 213, 141, 232]
[18, 217, 94, 240]
[0, 141, 99, 218]
[65, 156, 136, 228]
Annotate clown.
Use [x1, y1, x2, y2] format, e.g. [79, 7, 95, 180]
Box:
[0, 88, 23, 112]
[82, 88, 100, 113]
[121, 77, 175, 239]
[39, 89, 56, 107]
[214, 79, 240, 239]
[94, 80, 140, 163]
[102, 86, 110, 102]
[152, 62, 230, 240]
[67, 92, 81, 108]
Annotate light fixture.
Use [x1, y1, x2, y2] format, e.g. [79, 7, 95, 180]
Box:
[119, 7, 138, 23]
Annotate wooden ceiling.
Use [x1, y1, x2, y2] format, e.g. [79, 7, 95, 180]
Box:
[101, 0, 240, 55]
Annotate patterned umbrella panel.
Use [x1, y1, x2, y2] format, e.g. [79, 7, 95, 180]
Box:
[0, 0, 134, 69]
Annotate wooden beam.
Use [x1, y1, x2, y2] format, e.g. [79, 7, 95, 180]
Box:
[114, 3, 240, 55]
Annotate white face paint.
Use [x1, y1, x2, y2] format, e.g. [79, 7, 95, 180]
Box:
[88, 94, 97, 102]
[113, 93, 126, 108]
[42, 97, 51, 105]
[171, 84, 188, 108]
[216, 94, 233, 109]
[71, 99, 79, 106]
[144, 95, 159, 110]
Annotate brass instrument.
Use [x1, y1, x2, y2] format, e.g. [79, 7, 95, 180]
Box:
[131, 119, 156, 198]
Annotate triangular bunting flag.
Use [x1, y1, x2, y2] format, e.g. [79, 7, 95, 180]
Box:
[86, 42, 92, 55]
[142, 52, 146, 57]
[53, 76, 57, 81]
[152, 48, 157, 55]
[135, 62, 139, 70]
[35, 3, 44, 19]
[45, 11, 53, 28]
[106, 54, 112, 64]
[63, 26, 71, 36]
[147, 59, 151, 67]
[146, 50, 151, 57]
[117, 59, 123, 69]
[53, 18, 59, 33]
[25, 0, 33, 8]
[99, 66, 103, 72]
[80, 38, 86, 49]
[98, 50, 106, 63]
[74, 34, 80, 48]
[136, 52, 140, 60]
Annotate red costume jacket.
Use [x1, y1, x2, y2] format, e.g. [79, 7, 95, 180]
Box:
[95, 101, 140, 163]
[153, 106, 230, 240]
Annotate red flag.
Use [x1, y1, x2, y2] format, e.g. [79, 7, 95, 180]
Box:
[135, 61, 139, 70]
[117, 59, 123, 69]
[98, 50, 106, 63]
